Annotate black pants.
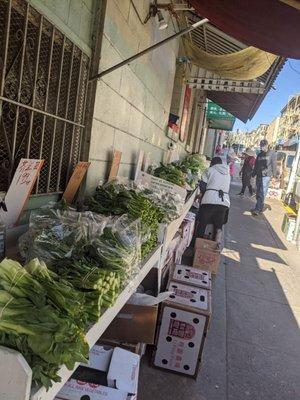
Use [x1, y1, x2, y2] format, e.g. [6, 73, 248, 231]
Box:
[191, 204, 229, 246]
[241, 175, 253, 195]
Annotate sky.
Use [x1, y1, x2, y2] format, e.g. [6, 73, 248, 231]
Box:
[233, 59, 300, 132]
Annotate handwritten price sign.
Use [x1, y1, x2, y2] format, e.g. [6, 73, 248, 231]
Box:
[0, 159, 44, 227]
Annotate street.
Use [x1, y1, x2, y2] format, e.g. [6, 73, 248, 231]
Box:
[139, 179, 300, 400]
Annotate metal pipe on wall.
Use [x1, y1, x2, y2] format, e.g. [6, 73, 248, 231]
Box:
[89, 18, 209, 82]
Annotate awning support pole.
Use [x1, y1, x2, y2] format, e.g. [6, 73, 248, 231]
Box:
[89, 18, 209, 82]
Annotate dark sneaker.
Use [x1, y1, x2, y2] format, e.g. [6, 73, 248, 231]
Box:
[251, 209, 261, 216]
[237, 192, 244, 196]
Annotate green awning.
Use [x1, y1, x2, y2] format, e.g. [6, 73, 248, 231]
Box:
[206, 101, 235, 131]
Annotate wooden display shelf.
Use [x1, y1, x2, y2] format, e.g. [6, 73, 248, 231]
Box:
[0, 245, 162, 400]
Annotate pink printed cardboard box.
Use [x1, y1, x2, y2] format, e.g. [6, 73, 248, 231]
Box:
[152, 280, 212, 378]
[169, 264, 212, 290]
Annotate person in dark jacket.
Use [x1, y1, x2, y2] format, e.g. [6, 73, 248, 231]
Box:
[237, 148, 256, 196]
[251, 139, 277, 216]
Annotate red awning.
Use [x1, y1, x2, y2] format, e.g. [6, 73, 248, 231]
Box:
[189, 0, 300, 59]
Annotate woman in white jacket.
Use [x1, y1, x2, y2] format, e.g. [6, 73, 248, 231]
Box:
[192, 157, 231, 245]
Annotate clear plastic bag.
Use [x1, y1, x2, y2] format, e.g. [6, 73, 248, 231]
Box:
[19, 204, 108, 264]
[88, 215, 142, 285]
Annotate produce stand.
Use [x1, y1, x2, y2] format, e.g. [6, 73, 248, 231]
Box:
[0, 245, 162, 400]
[0, 152, 205, 400]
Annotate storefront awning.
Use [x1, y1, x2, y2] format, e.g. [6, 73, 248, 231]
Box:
[206, 101, 235, 130]
[189, 0, 300, 59]
[184, 39, 277, 81]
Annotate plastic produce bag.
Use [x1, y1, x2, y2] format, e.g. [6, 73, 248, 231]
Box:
[88, 215, 142, 285]
[19, 203, 108, 264]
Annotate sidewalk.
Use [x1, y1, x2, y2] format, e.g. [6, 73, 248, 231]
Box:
[139, 182, 300, 400]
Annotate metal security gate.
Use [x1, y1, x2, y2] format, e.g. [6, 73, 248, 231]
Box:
[0, 0, 90, 194]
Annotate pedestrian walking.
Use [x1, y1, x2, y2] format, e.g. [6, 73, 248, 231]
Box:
[191, 157, 230, 247]
[251, 139, 277, 216]
[237, 148, 256, 197]
[215, 143, 222, 155]
[227, 148, 236, 179]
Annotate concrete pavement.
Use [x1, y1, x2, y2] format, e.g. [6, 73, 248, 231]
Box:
[139, 181, 300, 400]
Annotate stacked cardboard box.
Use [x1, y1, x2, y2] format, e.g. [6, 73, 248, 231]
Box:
[153, 265, 212, 377]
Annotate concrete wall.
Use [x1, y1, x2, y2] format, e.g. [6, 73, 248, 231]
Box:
[204, 129, 216, 158]
[86, 0, 187, 192]
[29, 0, 95, 55]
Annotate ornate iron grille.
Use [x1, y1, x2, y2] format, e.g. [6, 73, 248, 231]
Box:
[0, 0, 89, 193]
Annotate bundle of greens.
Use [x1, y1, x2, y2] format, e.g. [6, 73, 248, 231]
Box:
[55, 257, 121, 324]
[88, 183, 164, 258]
[141, 187, 182, 222]
[19, 206, 140, 321]
[177, 153, 206, 175]
[152, 163, 187, 187]
[176, 154, 206, 189]
[24, 259, 85, 326]
[0, 258, 89, 389]
[19, 207, 107, 265]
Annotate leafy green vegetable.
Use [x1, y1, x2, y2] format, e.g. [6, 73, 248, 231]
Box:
[152, 163, 186, 187]
[0, 258, 89, 388]
[88, 183, 164, 258]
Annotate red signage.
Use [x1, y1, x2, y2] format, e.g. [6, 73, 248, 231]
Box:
[180, 86, 192, 142]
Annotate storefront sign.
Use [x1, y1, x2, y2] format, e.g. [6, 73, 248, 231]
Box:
[206, 101, 235, 131]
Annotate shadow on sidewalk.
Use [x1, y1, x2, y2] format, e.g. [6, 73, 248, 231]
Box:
[223, 190, 300, 399]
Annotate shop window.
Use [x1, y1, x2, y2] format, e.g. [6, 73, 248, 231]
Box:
[0, 0, 89, 193]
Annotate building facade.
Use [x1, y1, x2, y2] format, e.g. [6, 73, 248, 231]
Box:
[0, 0, 284, 215]
[266, 117, 280, 146]
[277, 93, 300, 146]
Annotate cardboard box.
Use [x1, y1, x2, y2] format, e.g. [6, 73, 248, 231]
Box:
[55, 379, 128, 400]
[193, 238, 221, 274]
[166, 281, 212, 318]
[161, 256, 174, 292]
[107, 348, 140, 395]
[81, 345, 114, 372]
[175, 237, 189, 265]
[102, 303, 158, 344]
[153, 304, 207, 377]
[170, 264, 212, 290]
[184, 212, 196, 247]
[163, 233, 180, 266]
[96, 340, 142, 356]
[56, 347, 140, 400]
